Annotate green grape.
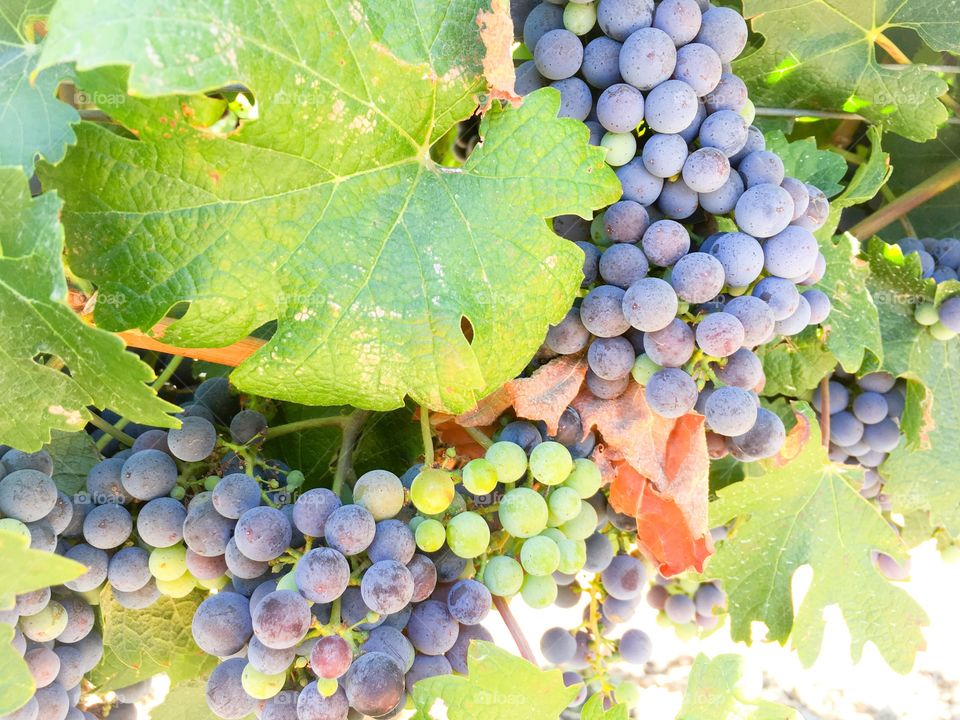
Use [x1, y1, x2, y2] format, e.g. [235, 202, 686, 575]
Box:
[241, 663, 286, 700]
[931, 321, 958, 341]
[615, 681, 640, 705]
[0, 518, 30, 541]
[482, 556, 524, 596]
[317, 678, 339, 698]
[353, 469, 405, 520]
[560, 501, 598, 541]
[520, 574, 557, 609]
[415, 518, 446, 552]
[547, 487, 582, 524]
[601, 132, 637, 167]
[529, 442, 573, 486]
[563, 0, 596, 34]
[285, 470, 305, 490]
[556, 538, 586, 574]
[519, 536, 560, 576]
[20, 601, 67, 642]
[631, 354, 661, 385]
[739, 98, 756, 125]
[539, 527, 566, 545]
[915, 302, 939, 326]
[156, 572, 196, 598]
[77, 587, 101, 606]
[484, 442, 528, 483]
[203, 475, 220, 491]
[498, 488, 548, 538]
[408, 515, 425, 532]
[446, 512, 490, 559]
[149, 544, 188, 581]
[410, 469, 455, 515]
[444, 492, 467, 517]
[277, 572, 299, 592]
[563, 458, 602, 499]
[197, 574, 229, 591]
[170, 485, 187, 500]
[462, 458, 499, 495]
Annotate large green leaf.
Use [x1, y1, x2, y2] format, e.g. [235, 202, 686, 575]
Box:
[0, 623, 34, 716]
[677, 653, 801, 720]
[737, 0, 959, 141]
[756, 327, 835, 398]
[37, 1, 620, 414]
[763, 131, 846, 197]
[411, 641, 577, 720]
[0, 529, 85, 598]
[46, 428, 100, 495]
[707, 406, 928, 673]
[0, 167, 179, 451]
[581, 695, 628, 720]
[0, 0, 78, 171]
[88, 587, 216, 691]
[819, 234, 882, 372]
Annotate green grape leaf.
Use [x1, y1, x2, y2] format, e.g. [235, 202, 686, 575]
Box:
[0, 530, 85, 597]
[737, 1, 959, 141]
[707, 406, 928, 673]
[819, 234, 883, 372]
[88, 588, 217, 691]
[0, 623, 34, 716]
[0, 1, 79, 171]
[756, 327, 835, 398]
[709, 455, 745, 495]
[763, 131, 846, 197]
[677, 653, 802, 720]
[0, 167, 179, 451]
[150, 678, 232, 720]
[45, 428, 100, 495]
[353, 407, 423, 478]
[411, 641, 578, 720]
[581, 694, 628, 720]
[37, 1, 620, 415]
[882, 337, 960, 536]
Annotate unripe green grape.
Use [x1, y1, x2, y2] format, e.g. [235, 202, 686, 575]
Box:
[563, 459, 602, 499]
[547, 487, 582, 524]
[462, 458, 499, 495]
[20, 601, 67, 641]
[415, 518, 446, 552]
[631, 354, 661, 386]
[520, 574, 557, 608]
[484, 442, 528, 483]
[930, 320, 957, 341]
[563, 1, 596, 35]
[498, 488, 548, 538]
[149, 544, 188, 581]
[739, 98, 756, 125]
[197, 574, 229, 591]
[353, 469, 405, 520]
[77, 587, 101, 606]
[285, 470, 305, 490]
[0, 518, 30, 541]
[560, 501, 598, 540]
[241, 664, 286, 699]
[727, 285, 748, 297]
[204, 475, 220, 491]
[444, 492, 467, 517]
[482, 556, 524, 596]
[519, 535, 561, 576]
[170, 485, 187, 500]
[556, 538, 587, 574]
[539, 527, 566, 545]
[276, 572, 298, 592]
[156, 572, 196, 598]
[915, 302, 939, 326]
[529, 442, 573, 486]
[317, 678, 339, 697]
[591, 212, 612, 247]
[410, 469, 455, 515]
[446, 512, 490, 559]
[601, 132, 637, 167]
[408, 515, 425, 532]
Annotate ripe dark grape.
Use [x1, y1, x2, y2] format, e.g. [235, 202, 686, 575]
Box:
[192, 592, 253, 657]
[343, 652, 405, 717]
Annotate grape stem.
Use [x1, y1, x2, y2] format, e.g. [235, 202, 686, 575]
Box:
[462, 425, 494, 450]
[849, 159, 960, 239]
[492, 595, 538, 666]
[87, 412, 136, 447]
[420, 405, 434, 465]
[331, 410, 372, 497]
[819, 375, 831, 449]
[263, 414, 349, 440]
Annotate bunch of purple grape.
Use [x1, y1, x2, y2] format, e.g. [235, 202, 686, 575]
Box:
[516, 0, 834, 461]
[892, 237, 960, 340]
[813, 369, 905, 510]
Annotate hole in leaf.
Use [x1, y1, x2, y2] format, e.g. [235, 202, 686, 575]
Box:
[460, 316, 474, 344]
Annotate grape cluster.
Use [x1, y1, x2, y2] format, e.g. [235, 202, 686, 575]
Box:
[646, 574, 726, 637]
[894, 237, 960, 339]
[518, 0, 834, 461]
[812, 369, 905, 510]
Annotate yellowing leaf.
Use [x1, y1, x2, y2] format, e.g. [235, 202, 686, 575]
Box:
[0, 530, 85, 596]
[677, 653, 801, 720]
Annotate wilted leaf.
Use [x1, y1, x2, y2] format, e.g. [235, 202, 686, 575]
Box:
[507, 354, 588, 435]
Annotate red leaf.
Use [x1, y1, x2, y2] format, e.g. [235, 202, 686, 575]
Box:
[609, 462, 712, 576]
[476, 0, 522, 110]
[507, 354, 588, 435]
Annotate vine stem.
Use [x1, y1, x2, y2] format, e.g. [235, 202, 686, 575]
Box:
[819, 375, 831, 449]
[87, 413, 135, 447]
[264, 415, 348, 440]
[462, 425, 494, 449]
[331, 411, 372, 497]
[420, 406, 434, 464]
[849, 160, 960, 239]
[492, 595, 538, 666]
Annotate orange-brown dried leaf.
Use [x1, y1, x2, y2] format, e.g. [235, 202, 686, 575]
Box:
[455, 386, 513, 427]
[476, 0, 522, 110]
[430, 413, 492, 461]
[507, 354, 588, 435]
[766, 413, 810, 468]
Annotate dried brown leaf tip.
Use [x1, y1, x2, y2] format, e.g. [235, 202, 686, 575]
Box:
[476, 0, 522, 110]
[508, 354, 588, 435]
